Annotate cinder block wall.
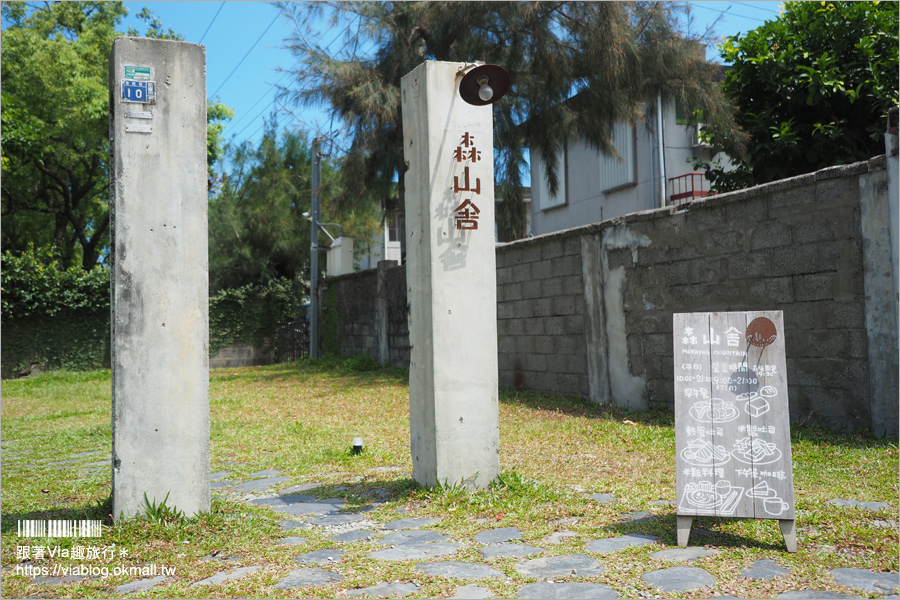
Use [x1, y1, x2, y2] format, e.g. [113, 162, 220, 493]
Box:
[323, 157, 897, 436]
[496, 234, 589, 397]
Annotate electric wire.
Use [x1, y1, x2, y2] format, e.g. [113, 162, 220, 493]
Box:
[210, 11, 281, 98]
[199, 1, 226, 44]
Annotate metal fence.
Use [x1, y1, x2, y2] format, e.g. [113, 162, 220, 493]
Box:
[274, 319, 310, 362]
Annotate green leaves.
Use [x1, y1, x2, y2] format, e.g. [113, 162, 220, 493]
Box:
[0, 245, 109, 320]
[709, 0, 899, 188]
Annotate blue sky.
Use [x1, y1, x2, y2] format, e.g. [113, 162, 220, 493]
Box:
[120, 1, 785, 150]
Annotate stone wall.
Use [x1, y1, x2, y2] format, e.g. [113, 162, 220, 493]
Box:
[323, 157, 898, 436]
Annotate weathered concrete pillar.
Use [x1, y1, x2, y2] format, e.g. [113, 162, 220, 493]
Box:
[376, 260, 398, 366]
[109, 37, 210, 519]
[400, 61, 500, 489]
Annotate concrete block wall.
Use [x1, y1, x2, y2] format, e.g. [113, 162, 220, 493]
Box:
[496, 234, 589, 397]
[324, 156, 897, 436]
[610, 161, 880, 433]
[324, 271, 378, 359]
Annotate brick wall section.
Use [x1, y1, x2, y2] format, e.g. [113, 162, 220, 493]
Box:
[325, 270, 377, 359]
[496, 234, 589, 397]
[385, 264, 411, 367]
[323, 157, 896, 435]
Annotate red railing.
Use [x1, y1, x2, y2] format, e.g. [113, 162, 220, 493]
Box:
[669, 172, 710, 206]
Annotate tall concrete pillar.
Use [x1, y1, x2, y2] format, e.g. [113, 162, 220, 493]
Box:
[400, 61, 500, 489]
[109, 38, 210, 519]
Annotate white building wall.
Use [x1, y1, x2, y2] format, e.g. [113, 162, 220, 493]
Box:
[530, 99, 726, 236]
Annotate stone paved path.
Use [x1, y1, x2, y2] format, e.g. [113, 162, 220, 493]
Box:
[13, 463, 897, 598]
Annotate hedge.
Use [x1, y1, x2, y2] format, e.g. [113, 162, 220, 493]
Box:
[1, 247, 301, 377]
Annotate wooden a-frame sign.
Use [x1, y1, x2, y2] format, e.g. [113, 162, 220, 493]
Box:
[673, 311, 797, 552]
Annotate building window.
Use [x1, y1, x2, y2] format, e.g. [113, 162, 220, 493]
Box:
[537, 145, 567, 210]
[600, 121, 636, 192]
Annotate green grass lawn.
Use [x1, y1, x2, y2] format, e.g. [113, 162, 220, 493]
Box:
[1, 360, 897, 599]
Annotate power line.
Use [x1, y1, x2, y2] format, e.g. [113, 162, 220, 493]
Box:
[210, 10, 281, 98]
[733, 1, 781, 15]
[686, 2, 767, 24]
[229, 73, 289, 131]
[199, 1, 226, 44]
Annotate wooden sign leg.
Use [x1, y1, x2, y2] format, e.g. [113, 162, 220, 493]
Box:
[677, 515, 693, 547]
[779, 519, 797, 553]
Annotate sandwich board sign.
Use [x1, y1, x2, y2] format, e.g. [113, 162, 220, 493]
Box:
[673, 311, 797, 552]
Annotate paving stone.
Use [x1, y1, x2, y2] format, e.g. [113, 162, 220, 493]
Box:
[514, 554, 604, 579]
[250, 495, 345, 516]
[275, 536, 308, 546]
[380, 529, 449, 545]
[330, 530, 375, 543]
[641, 566, 716, 592]
[742, 559, 791, 580]
[307, 513, 368, 526]
[249, 469, 281, 478]
[383, 517, 440, 530]
[480, 544, 544, 559]
[274, 567, 343, 589]
[830, 568, 900, 594]
[293, 548, 344, 565]
[475, 526, 521, 544]
[415, 561, 504, 579]
[450, 584, 494, 599]
[211, 479, 237, 489]
[368, 542, 460, 561]
[649, 547, 719, 562]
[591, 493, 617, 504]
[115, 575, 169, 594]
[586, 533, 657, 554]
[619, 511, 653, 521]
[233, 476, 290, 493]
[209, 470, 230, 480]
[827, 498, 889, 511]
[72, 451, 107, 457]
[280, 483, 324, 494]
[346, 582, 419, 598]
[191, 565, 261, 586]
[542, 530, 578, 545]
[776, 592, 862, 599]
[83, 461, 110, 467]
[279, 519, 312, 531]
[516, 582, 620, 599]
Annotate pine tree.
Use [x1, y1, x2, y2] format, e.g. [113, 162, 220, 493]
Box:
[277, 1, 744, 240]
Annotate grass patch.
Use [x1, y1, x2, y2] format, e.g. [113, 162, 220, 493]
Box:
[1, 362, 897, 598]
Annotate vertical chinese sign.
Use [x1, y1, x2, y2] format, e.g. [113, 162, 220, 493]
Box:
[673, 311, 797, 552]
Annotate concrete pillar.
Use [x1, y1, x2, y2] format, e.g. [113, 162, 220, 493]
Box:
[859, 167, 899, 438]
[109, 38, 209, 519]
[400, 61, 500, 489]
[376, 260, 398, 366]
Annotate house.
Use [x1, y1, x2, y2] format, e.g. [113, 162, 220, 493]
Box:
[529, 96, 733, 236]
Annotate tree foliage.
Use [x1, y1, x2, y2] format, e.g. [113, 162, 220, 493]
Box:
[277, 1, 744, 240]
[209, 120, 380, 296]
[1, 2, 233, 270]
[699, 1, 899, 189]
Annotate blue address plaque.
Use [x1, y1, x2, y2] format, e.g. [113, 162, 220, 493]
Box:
[122, 80, 156, 104]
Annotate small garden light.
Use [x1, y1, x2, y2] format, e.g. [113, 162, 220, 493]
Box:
[351, 437, 364, 455]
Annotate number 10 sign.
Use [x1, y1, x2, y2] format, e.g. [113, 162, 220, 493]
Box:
[673, 311, 797, 552]
[121, 80, 156, 104]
